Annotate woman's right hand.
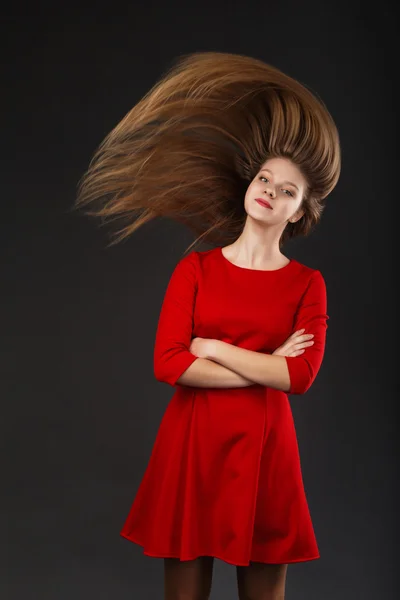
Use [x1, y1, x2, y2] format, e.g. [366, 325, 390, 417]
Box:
[272, 328, 314, 357]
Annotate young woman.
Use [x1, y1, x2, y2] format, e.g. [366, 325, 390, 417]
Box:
[75, 51, 341, 600]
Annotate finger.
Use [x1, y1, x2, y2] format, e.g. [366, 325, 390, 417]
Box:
[284, 338, 314, 353]
[292, 334, 314, 343]
[289, 348, 305, 356]
[290, 331, 313, 341]
[292, 329, 306, 337]
[294, 340, 315, 350]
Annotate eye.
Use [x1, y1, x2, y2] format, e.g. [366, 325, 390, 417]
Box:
[259, 176, 294, 197]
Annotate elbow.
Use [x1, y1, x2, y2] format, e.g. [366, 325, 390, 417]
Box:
[153, 356, 176, 386]
[284, 356, 316, 395]
[153, 362, 180, 387]
[153, 346, 198, 387]
[288, 374, 313, 395]
[153, 362, 168, 384]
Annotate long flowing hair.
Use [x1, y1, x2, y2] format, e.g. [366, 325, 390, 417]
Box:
[75, 51, 341, 254]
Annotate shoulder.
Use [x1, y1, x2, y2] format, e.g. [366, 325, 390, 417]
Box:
[169, 250, 201, 286]
[289, 260, 327, 304]
[177, 247, 217, 272]
[291, 259, 326, 284]
[173, 249, 200, 272]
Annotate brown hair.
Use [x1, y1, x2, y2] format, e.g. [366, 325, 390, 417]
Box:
[74, 51, 341, 254]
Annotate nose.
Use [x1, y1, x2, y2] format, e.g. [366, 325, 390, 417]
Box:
[264, 185, 275, 198]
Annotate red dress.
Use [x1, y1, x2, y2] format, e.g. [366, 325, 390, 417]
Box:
[120, 246, 329, 565]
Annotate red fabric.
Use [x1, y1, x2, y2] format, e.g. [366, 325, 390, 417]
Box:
[120, 246, 329, 565]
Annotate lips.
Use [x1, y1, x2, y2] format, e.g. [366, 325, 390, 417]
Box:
[255, 198, 273, 209]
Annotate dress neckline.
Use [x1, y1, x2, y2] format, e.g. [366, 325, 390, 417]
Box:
[217, 246, 295, 273]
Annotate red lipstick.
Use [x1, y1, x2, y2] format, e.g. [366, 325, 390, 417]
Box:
[255, 198, 273, 209]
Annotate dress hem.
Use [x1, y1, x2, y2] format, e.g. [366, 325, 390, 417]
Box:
[120, 532, 320, 566]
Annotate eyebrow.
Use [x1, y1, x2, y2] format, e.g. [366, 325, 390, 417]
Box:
[260, 169, 300, 192]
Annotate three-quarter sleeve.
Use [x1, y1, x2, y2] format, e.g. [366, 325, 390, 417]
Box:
[284, 270, 329, 395]
[153, 251, 199, 386]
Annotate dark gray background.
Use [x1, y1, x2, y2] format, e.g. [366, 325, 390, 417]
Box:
[3, 1, 397, 598]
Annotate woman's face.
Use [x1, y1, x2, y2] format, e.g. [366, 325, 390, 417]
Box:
[244, 157, 307, 227]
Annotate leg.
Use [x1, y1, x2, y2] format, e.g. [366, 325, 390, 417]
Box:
[236, 562, 288, 600]
[164, 555, 215, 600]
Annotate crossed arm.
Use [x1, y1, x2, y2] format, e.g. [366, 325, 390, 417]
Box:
[177, 343, 291, 391]
[153, 252, 329, 395]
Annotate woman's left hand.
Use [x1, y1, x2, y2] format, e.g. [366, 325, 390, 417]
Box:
[189, 337, 217, 360]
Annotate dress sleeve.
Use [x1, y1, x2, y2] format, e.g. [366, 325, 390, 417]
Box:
[153, 251, 199, 386]
[284, 270, 329, 395]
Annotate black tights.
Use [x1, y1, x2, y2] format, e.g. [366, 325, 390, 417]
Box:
[164, 556, 288, 600]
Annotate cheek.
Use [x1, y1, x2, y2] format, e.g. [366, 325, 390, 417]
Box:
[245, 182, 258, 203]
[247, 180, 259, 194]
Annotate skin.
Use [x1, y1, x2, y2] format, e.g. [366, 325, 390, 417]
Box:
[230, 155, 308, 271]
[188, 157, 314, 391]
[171, 158, 315, 598]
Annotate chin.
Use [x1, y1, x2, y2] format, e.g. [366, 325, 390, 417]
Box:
[248, 203, 273, 218]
